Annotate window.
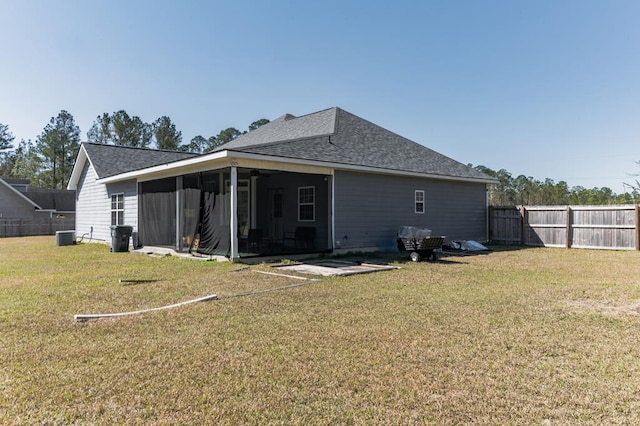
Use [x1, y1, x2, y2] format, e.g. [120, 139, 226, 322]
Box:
[415, 190, 425, 214]
[111, 194, 124, 226]
[298, 186, 315, 221]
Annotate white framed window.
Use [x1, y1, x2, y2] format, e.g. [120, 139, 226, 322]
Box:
[111, 193, 124, 226]
[415, 190, 425, 214]
[298, 186, 315, 222]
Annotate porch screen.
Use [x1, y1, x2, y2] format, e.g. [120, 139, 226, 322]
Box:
[194, 191, 231, 256]
[139, 172, 230, 255]
[182, 171, 231, 256]
[179, 187, 201, 251]
[139, 178, 176, 247]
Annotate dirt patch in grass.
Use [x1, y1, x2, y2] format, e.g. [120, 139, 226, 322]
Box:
[565, 299, 640, 316]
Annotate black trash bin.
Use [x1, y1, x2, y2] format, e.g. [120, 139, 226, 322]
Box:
[110, 225, 133, 252]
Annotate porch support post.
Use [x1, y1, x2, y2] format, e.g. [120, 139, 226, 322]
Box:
[176, 175, 182, 251]
[250, 175, 257, 229]
[230, 166, 239, 260]
[330, 174, 335, 250]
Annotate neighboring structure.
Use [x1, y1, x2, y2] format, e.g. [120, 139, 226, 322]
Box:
[0, 177, 76, 237]
[0, 178, 41, 219]
[0, 177, 75, 219]
[68, 107, 497, 259]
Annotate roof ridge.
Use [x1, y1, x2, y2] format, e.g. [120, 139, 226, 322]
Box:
[226, 133, 335, 152]
[213, 107, 338, 152]
[288, 106, 337, 121]
[273, 113, 296, 122]
[267, 107, 337, 126]
[82, 142, 197, 155]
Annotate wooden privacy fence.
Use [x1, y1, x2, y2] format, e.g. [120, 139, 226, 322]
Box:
[0, 218, 76, 238]
[490, 205, 640, 250]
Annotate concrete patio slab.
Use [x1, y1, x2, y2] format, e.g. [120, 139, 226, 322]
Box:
[275, 260, 398, 276]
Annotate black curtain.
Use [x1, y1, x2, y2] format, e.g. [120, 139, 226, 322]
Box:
[192, 174, 230, 256]
[180, 187, 201, 251]
[139, 178, 176, 247]
[138, 173, 230, 255]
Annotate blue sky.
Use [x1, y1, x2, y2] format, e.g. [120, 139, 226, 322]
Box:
[1, 1, 639, 191]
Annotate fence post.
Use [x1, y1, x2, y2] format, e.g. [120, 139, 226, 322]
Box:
[519, 206, 526, 245]
[566, 206, 572, 249]
[633, 204, 640, 250]
[488, 206, 494, 243]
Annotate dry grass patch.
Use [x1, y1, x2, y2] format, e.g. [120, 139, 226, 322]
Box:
[2, 237, 640, 424]
[565, 299, 640, 316]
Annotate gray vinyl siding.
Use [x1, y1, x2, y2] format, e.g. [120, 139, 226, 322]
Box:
[76, 162, 110, 242]
[76, 162, 137, 245]
[333, 170, 488, 251]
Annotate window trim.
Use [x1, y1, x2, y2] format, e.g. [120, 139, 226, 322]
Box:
[111, 193, 125, 226]
[298, 186, 315, 222]
[415, 190, 425, 214]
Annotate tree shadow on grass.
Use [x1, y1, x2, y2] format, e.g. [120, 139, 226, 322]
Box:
[485, 243, 541, 253]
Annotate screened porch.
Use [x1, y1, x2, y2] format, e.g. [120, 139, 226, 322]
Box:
[137, 167, 332, 259]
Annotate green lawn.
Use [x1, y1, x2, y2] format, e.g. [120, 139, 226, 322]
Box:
[2, 236, 640, 424]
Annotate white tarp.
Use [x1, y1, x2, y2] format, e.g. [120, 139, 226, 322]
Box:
[398, 226, 431, 240]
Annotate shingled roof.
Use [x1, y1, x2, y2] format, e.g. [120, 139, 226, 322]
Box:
[215, 108, 337, 151]
[219, 107, 492, 181]
[82, 143, 197, 179]
[70, 108, 494, 186]
[24, 189, 76, 212]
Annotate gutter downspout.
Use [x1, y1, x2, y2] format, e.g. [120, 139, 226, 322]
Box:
[486, 185, 490, 242]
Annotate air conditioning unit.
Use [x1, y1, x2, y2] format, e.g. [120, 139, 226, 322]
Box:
[56, 230, 76, 246]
